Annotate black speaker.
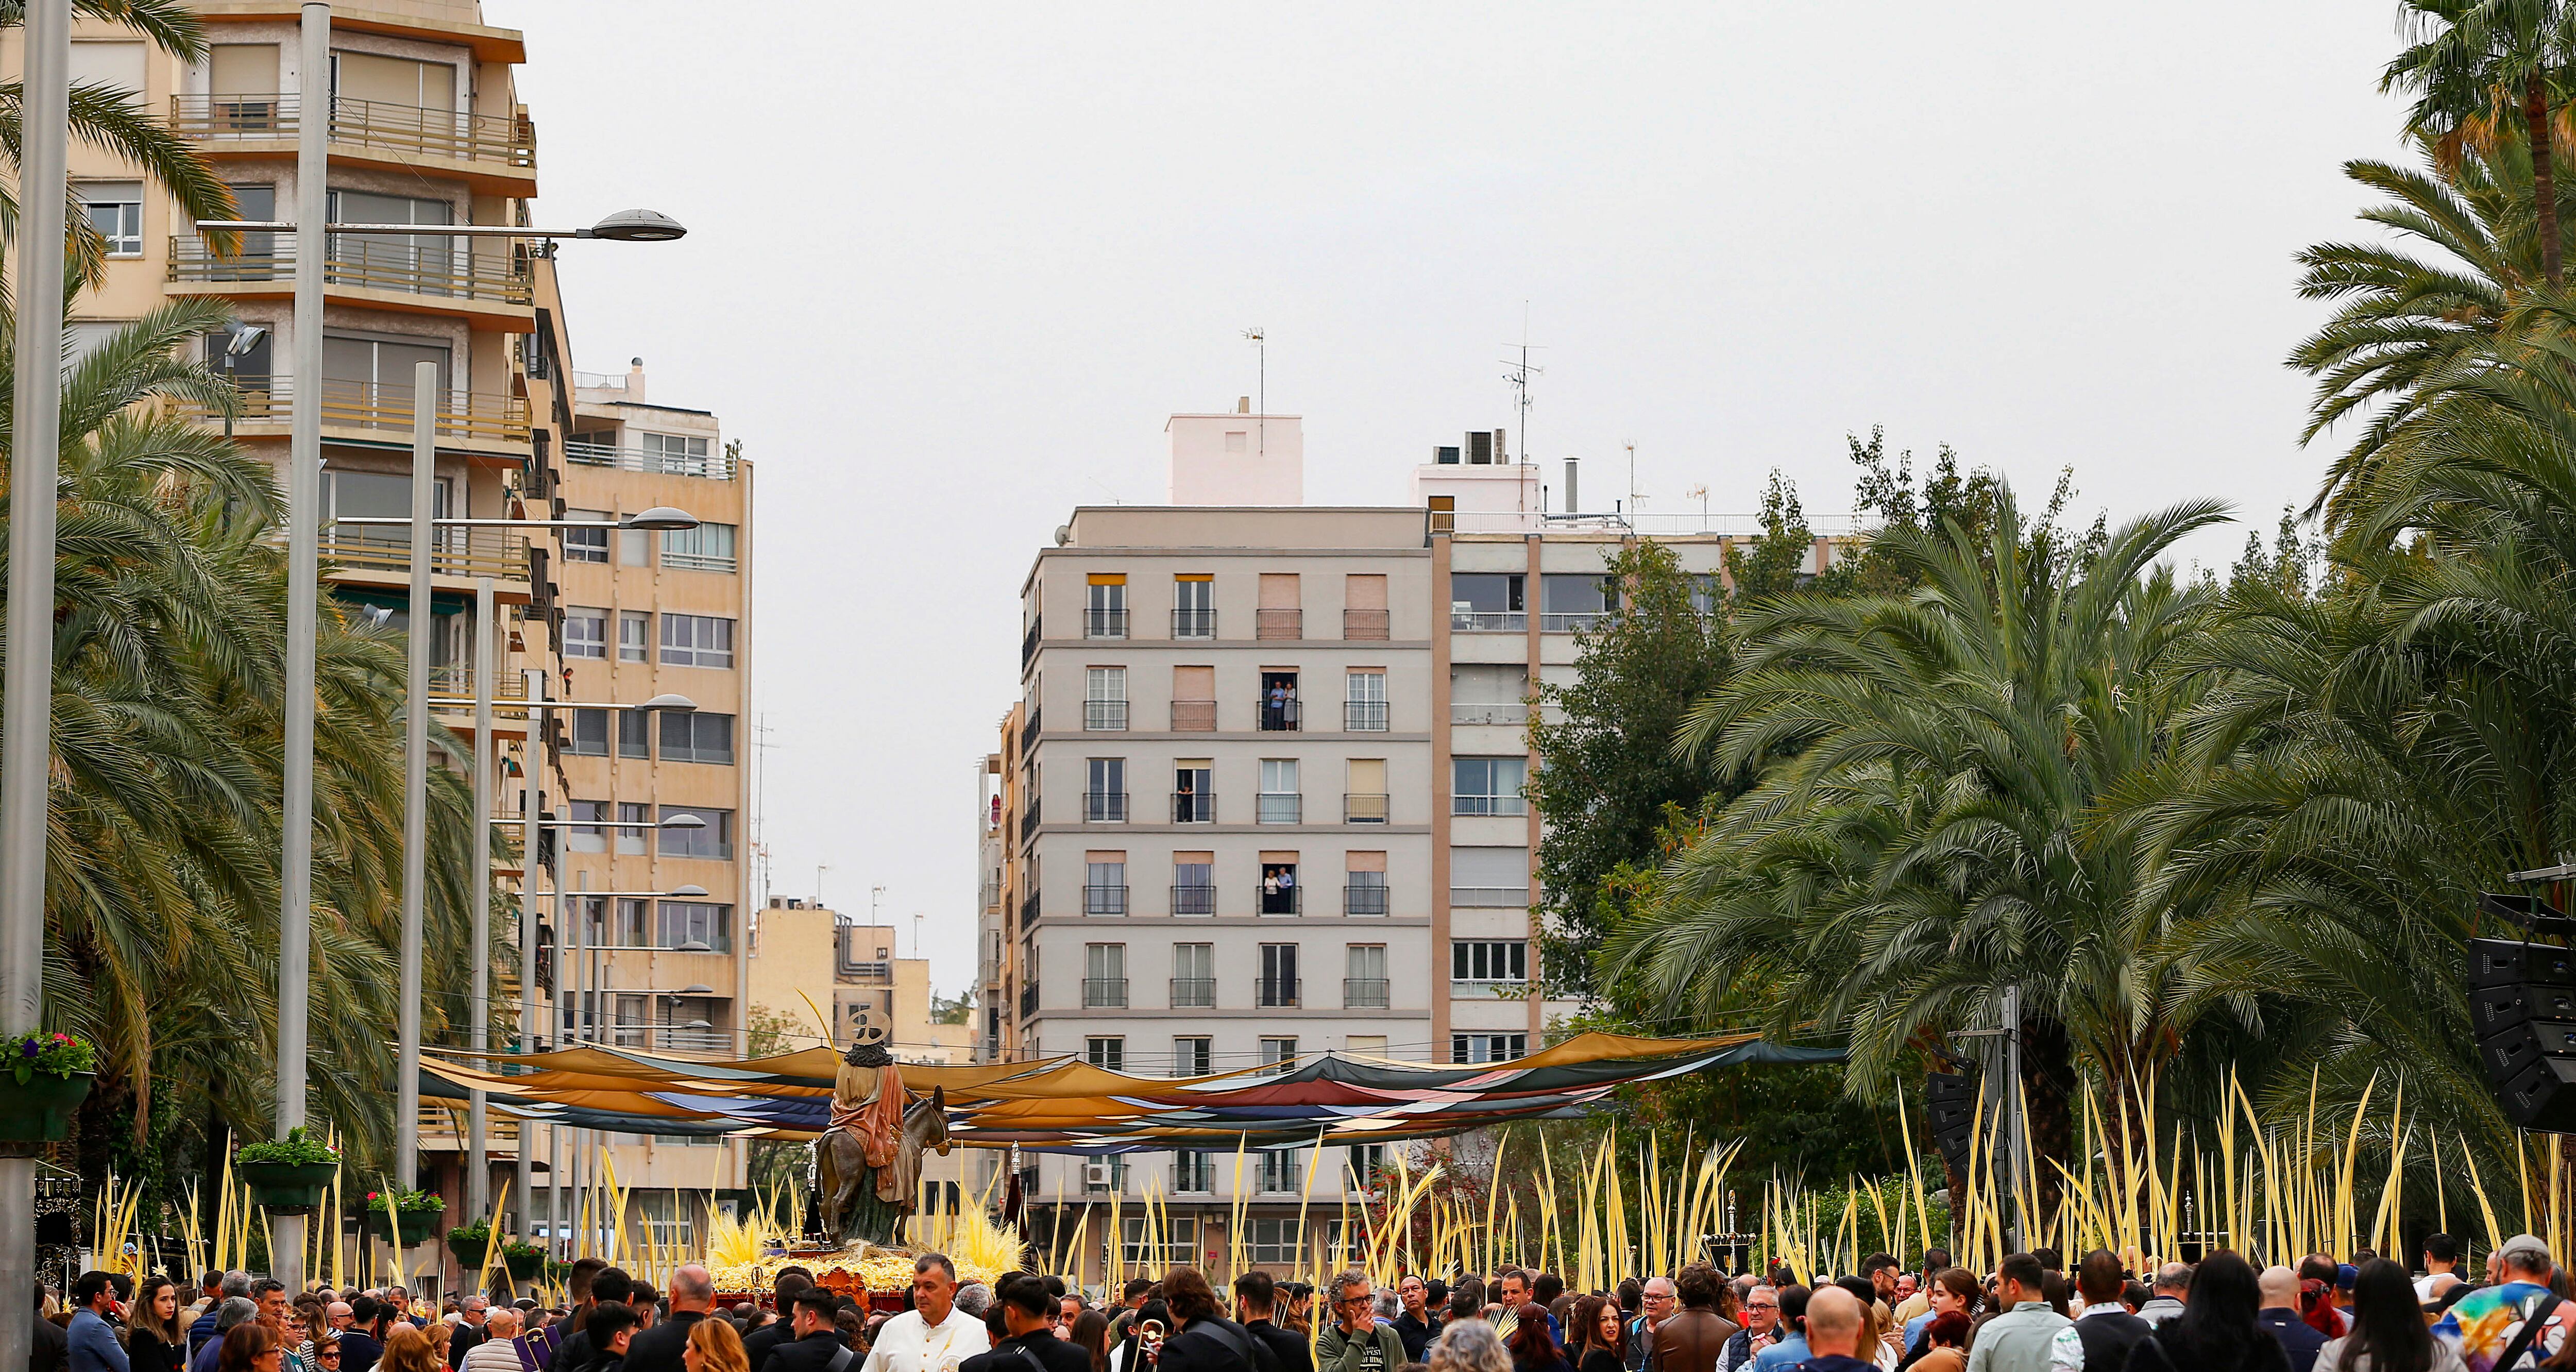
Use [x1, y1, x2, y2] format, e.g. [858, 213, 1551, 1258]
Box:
[2471, 937, 2576, 1130]
[1925, 1071, 1980, 1180]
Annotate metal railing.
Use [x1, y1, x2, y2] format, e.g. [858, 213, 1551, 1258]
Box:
[1454, 794, 1529, 817]
[1083, 791, 1129, 823]
[1086, 608, 1128, 639]
[564, 439, 737, 480]
[1258, 696, 1302, 732]
[1257, 793, 1302, 824]
[1083, 699, 1130, 731]
[1171, 699, 1217, 731]
[1344, 884, 1389, 916]
[1022, 621, 1041, 667]
[1450, 886, 1532, 907]
[1344, 700, 1389, 732]
[169, 237, 532, 305]
[1020, 797, 1040, 834]
[171, 93, 537, 168]
[1082, 884, 1129, 915]
[1259, 884, 1303, 916]
[1343, 608, 1390, 640]
[1021, 707, 1041, 755]
[321, 524, 528, 582]
[1172, 607, 1216, 638]
[1257, 977, 1301, 1008]
[427, 665, 528, 700]
[1344, 978, 1391, 1009]
[1344, 793, 1389, 824]
[1451, 610, 1527, 632]
[1082, 977, 1129, 1008]
[181, 376, 529, 444]
[1452, 702, 1530, 725]
[1169, 977, 1216, 1008]
[1541, 611, 1612, 633]
[1256, 607, 1302, 640]
[1019, 891, 1041, 925]
[1172, 790, 1215, 823]
[1171, 885, 1218, 917]
[1018, 981, 1039, 1017]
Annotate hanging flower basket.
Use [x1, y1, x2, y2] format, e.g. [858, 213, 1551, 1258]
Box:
[445, 1223, 491, 1269]
[502, 1242, 546, 1281]
[0, 1033, 96, 1147]
[365, 1188, 445, 1246]
[234, 1128, 341, 1215]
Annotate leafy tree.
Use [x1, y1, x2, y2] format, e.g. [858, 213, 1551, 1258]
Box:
[2383, 0, 2576, 286]
[1723, 471, 1817, 602]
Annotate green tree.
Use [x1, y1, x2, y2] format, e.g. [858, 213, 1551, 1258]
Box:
[1528, 540, 1731, 998]
[742, 1004, 811, 1205]
[2384, 0, 2576, 286]
[1722, 471, 1816, 602]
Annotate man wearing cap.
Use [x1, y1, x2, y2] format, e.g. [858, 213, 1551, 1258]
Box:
[2437, 1233, 2568, 1370]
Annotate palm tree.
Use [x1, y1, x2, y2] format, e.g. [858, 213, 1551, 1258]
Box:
[2385, 0, 2576, 287]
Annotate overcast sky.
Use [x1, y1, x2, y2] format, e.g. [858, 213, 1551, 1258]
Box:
[498, 2, 2415, 997]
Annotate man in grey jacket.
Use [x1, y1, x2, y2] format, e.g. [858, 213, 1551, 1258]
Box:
[1315, 1273, 1405, 1372]
[1962, 1255, 2081, 1372]
[2135, 1263, 2190, 1326]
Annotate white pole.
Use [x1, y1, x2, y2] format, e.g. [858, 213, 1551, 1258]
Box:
[469, 578, 494, 1230]
[396, 360, 433, 1213]
[274, 0, 331, 1290]
[0, 0, 71, 1349]
[519, 668, 548, 1251]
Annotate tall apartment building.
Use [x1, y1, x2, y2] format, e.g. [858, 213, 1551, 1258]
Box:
[749, 899, 974, 1066]
[986, 408, 1851, 1279]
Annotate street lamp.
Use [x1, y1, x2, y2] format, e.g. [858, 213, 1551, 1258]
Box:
[195, 209, 690, 243]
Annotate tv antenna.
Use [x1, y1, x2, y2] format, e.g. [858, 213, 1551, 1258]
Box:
[1243, 327, 1266, 459]
[1501, 303, 1544, 466]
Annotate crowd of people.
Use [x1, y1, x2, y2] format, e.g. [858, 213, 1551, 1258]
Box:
[31, 1226, 2576, 1372]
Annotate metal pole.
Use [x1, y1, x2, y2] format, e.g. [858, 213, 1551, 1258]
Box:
[274, 0, 331, 1291]
[468, 579, 493, 1229]
[0, 0, 71, 1349]
[519, 668, 547, 1251]
[395, 360, 433, 1225]
[2002, 983, 2026, 1255]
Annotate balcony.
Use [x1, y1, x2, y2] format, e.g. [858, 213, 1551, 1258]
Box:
[1083, 792, 1129, 823]
[1021, 706, 1042, 755]
[1256, 607, 1302, 640]
[1172, 699, 1217, 731]
[1257, 793, 1302, 824]
[1169, 977, 1216, 1008]
[1452, 610, 1527, 632]
[1018, 891, 1041, 926]
[167, 238, 532, 322]
[171, 93, 536, 182]
[1344, 793, 1389, 825]
[1345, 700, 1389, 732]
[1083, 884, 1129, 915]
[1455, 794, 1529, 817]
[1083, 699, 1130, 731]
[1086, 608, 1128, 639]
[1258, 697, 1302, 732]
[1344, 884, 1389, 917]
[1082, 977, 1129, 1008]
[1020, 797, 1040, 835]
[1452, 702, 1530, 726]
[1022, 621, 1041, 668]
[1344, 978, 1391, 1009]
[1257, 977, 1301, 1008]
[1259, 884, 1303, 917]
[1172, 607, 1216, 638]
[319, 525, 528, 588]
[180, 377, 530, 448]
[1450, 886, 1532, 907]
[426, 665, 528, 702]
[1171, 790, 1215, 823]
[564, 439, 738, 480]
[1018, 981, 1039, 1018]
[1541, 612, 1612, 633]
[1343, 608, 1390, 640]
[1171, 884, 1218, 916]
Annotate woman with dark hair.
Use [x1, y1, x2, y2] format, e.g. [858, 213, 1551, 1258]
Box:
[2319, 1258, 2461, 1371]
[2128, 1252, 2292, 1372]
[218, 1323, 284, 1372]
[1071, 1312, 1112, 1372]
[1503, 1306, 1568, 1372]
[1567, 1296, 1620, 1372]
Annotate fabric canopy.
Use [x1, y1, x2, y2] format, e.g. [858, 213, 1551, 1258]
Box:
[420, 1032, 1842, 1154]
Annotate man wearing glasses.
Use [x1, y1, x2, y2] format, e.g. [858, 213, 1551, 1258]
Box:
[1625, 1279, 1675, 1372]
[1392, 1278, 1439, 1363]
[1717, 1286, 1778, 1372]
[1314, 1273, 1404, 1372]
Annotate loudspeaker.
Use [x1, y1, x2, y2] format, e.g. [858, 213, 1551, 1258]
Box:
[1925, 1072, 1980, 1179]
[2470, 937, 2576, 1130]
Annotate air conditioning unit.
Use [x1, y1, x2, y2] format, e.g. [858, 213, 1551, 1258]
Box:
[1083, 1161, 1114, 1189]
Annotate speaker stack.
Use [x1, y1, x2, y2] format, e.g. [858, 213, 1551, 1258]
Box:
[2471, 891, 2576, 1130]
[1925, 1071, 1981, 1180]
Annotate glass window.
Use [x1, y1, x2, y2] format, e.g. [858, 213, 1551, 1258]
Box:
[659, 614, 735, 669]
[566, 709, 607, 757]
[1086, 1036, 1125, 1072]
[618, 611, 649, 661]
[1345, 671, 1388, 732]
[1259, 759, 1300, 825]
[1173, 1153, 1214, 1194]
[567, 799, 606, 854]
[1451, 1032, 1527, 1064]
[1085, 667, 1128, 731]
[1086, 758, 1127, 822]
[639, 432, 711, 476]
[1174, 860, 1215, 916]
[1453, 756, 1529, 816]
[1541, 572, 1619, 631]
[619, 710, 649, 760]
[657, 806, 733, 859]
[1450, 939, 1528, 983]
[1449, 572, 1526, 630]
[1259, 944, 1298, 1005]
[1086, 859, 1127, 916]
[662, 522, 737, 573]
[563, 608, 607, 659]
[1086, 580, 1127, 639]
[562, 509, 609, 564]
[1173, 577, 1214, 637]
[616, 804, 649, 857]
[1345, 869, 1388, 917]
[76, 181, 143, 256]
[654, 901, 732, 953]
[1172, 1036, 1212, 1076]
[1258, 1148, 1300, 1193]
[1249, 1217, 1304, 1264]
[660, 711, 734, 765]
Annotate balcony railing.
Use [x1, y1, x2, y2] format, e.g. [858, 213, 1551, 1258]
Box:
[321, 525, 528, 582]
[1257, 977, 1301, 1008]
[1455, 795, 1529, 817]
[1019, 891, 1041, 925]
[1257, 793, 1302, 824]
[1343, 608, 1390, 640]
[1541, 611, 1612, 633]
[1083, 699, 1130, 731]
[1452, 610, 1527, 632]
[181, 376, 529, 445]
[1259, 884, 1303, 916]
[1258, 696, 1302, 732]
[1172, 699, 1217, 731]
[1082, 977, 1129, 1008]
[1022, 621, 1041, 667]
[1172, 607, 1216, 638]
[1172, 790, 1214, 823]
[1344, 978, 1391, 1009]
[1022, 706, 1042, 753]
[1452, 702, 1530, 725]
[1345, 700, 1389, 732]
[169, 238, 532, 306]
[1450, 886, 1532, 907]
[1083, 884, 1129, 915]
[1083, 791, 1129, 823]
[1171, 884, 1218, 917]
[1170, 977, 1216, 1008]
[1344, 793, 1389, 824]
[564, 439, 737, 480]
[1018, 981, 1040, 1017]
[1086, 608, 1128, 639]
[1256, 607, 1302, 640]
[171, 93, 537, 168]
[1020, 797, 1040, 834]
[426, 665, 529, 701]
[1344, 884, 1389, 916]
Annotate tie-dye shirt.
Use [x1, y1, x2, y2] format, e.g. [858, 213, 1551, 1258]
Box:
[2435, 1282, 2569, 1371]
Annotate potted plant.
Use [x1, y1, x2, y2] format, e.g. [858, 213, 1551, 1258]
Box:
[501, 1239, 546, 1282]
[364, 1188, 445, 1247]
[445, 1217, 492, 1269]
[0, 1032, 95, 1146]
[233, 1128, 340, 1215]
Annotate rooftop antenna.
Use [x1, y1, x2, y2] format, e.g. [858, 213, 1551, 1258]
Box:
[1501, 302, 1544, 478]
[1243, 327, 1266, 459]
[1625, 440, 1640, 514]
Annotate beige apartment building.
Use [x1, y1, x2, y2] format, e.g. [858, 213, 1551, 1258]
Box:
[749, 899, 974, 1067]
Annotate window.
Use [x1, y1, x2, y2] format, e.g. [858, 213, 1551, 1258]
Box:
[1260, 1036, 1296, 1076]
[1084, 667, 1128, 731]
[1258, 1148, 1301, 1193]
[1120, 1215, 1197, 1266]
[1345, 944, 1388, 1009]
[1451, 664, 1530, 726]
[1453, 756, 1529, 816]
[1345, 866, 1388, 917]
[1541, 572, 1619, 631]
[1345, 671, 1388, 732]
[1171, 665, 1216, 731]
[1085, 1036, 1125, 1073]
[639, 432, 712, 476]
[566, 709, 608, 757]
[1452, 1032, 1528, 1064]
[1086, 856, 1127, 916]
[71, 41, 147, 110]
[1258, 573, 1301, 639]
[563, 608, 607, 659]
[75, 181, 143, 256]
[1450, 573, 1526, 630]
[655, 901, 732, 953]
[1248, 1217, 1304, 1264]
[207, 44, 280, 130]
[1083, 944, 1126, 1007]
[1259, 945, 1299, 1006]
[619, 712, 649, 760]
[1173, 761, 1213, 823]
[661, 522, 736, 572]
[615, 896, 649, 943]
[1261, 860, 1300, 916]
[1086, 575, 1127, 639]
[659, 614, 735, 668]
[331, 48, 458, 111]
[563, 509, 609, 564]
[567, 800, 607, 854]
[1450, 846, 1530, 906]
[1173, 857, 1215, 917]
[1452, 939, 1528, 985]
[1259, 759, 1301, 824]
[1172, 1036, 1212, 1076]
[1085, 758, 1127, 823]
[1171, 945, 1213, 1008]
[1350, 1145, 1388, 1191]
[1259, 670, 1302, 732]
[636, 1191, 693, 1249]
[617, 610, 650, 662]
[325, 189, 452, 283]
[620, 527, 651, 566]
[1344, 574, 1389, 640]
[657, 806, 732, 859]
[1173, 575, 1214, 638]
[660, 712, 734, 765]
[1173, 1153, 1214, 1193]
[616, 805, 649, 856]
[1346, 758, 1388, 825]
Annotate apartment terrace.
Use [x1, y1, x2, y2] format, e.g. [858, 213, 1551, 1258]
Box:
[167, 238, 535, 328]
[171, 93, 537, 193]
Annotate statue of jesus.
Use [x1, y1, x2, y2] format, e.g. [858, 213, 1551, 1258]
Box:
[812, 1013, 951, 1247]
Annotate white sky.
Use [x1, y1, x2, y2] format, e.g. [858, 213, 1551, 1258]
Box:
[498, 1, 2415, 996]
